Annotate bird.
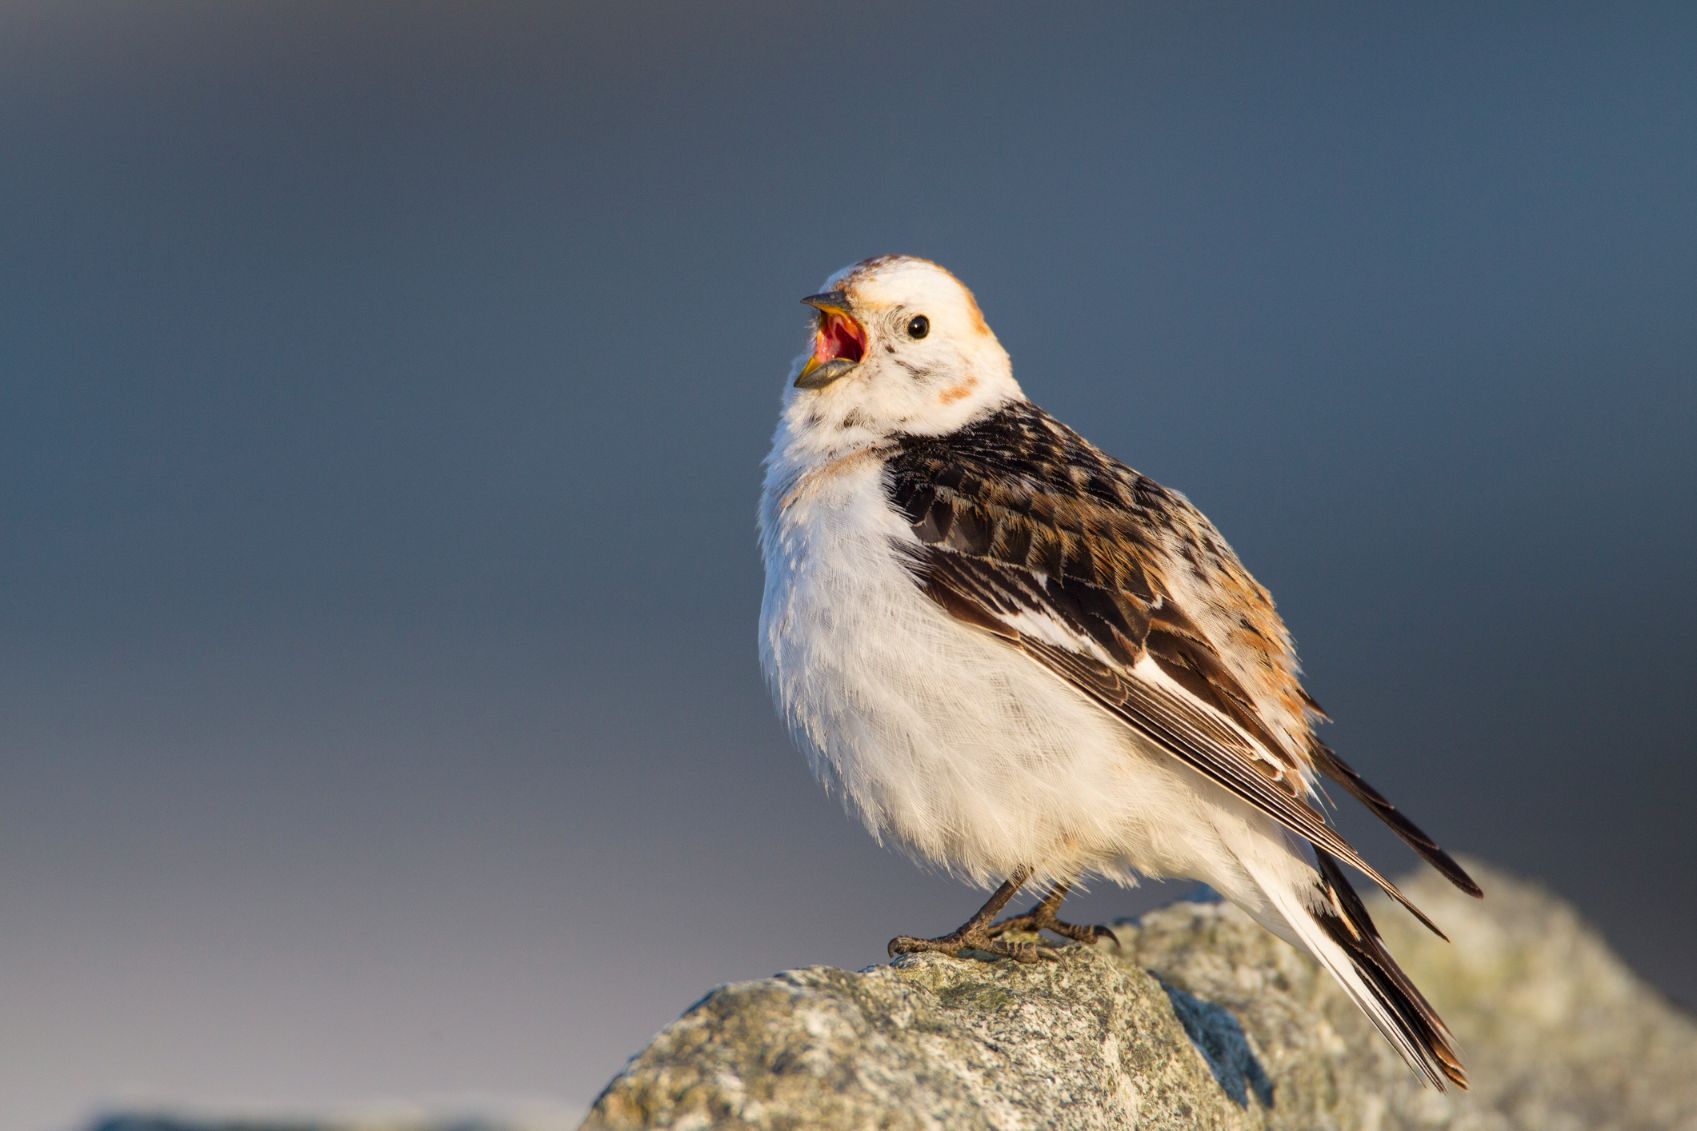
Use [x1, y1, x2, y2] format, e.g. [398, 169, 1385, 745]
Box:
[757, 254, 1483, 1091]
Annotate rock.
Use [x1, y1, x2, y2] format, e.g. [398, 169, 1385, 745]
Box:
[582, 862, 1697, 1130]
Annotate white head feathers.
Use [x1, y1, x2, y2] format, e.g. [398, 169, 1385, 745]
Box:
[777, 256, 1023, 461]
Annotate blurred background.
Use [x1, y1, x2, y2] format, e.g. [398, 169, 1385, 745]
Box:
[4, 3, 1695, 1128]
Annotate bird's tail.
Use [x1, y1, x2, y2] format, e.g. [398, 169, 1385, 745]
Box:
[1241, 847, 1468, 1091]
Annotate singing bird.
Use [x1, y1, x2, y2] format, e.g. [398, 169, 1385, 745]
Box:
[757, 255, 1482, 1090]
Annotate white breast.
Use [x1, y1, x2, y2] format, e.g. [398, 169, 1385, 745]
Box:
[758, 454, 1218, 890]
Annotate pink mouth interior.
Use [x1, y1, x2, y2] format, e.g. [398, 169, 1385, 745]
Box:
[815, 311, 866, 364]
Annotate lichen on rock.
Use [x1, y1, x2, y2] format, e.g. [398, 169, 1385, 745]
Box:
[583, 862, 1697, 1130]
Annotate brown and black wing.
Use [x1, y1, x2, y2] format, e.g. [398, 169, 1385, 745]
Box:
[888, 403, 1305, 794]
[883, 403, 1446, 930]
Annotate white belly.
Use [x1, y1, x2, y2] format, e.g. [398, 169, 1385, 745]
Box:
[759, 459, 1217, 890]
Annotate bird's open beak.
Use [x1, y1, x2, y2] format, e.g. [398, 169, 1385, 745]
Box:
[797, 291, 868, 389]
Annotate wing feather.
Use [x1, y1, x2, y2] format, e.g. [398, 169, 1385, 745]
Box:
[1311, 741, 1483, 898]
[885, 401, 1463, 931]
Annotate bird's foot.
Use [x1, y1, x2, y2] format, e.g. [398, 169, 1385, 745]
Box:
[986, 908, 1119, 948]
[887, 926, 1057, 964]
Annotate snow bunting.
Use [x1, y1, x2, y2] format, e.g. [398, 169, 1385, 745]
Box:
[758, 255, 1482, 1090]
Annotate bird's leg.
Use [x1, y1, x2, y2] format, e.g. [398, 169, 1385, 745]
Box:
[887, 866, 1052, 964]
[985, 881, 1119, 947]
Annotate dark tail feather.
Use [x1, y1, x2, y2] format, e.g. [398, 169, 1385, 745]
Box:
[1311, 740, 1483, 898]
[1313, 852, 1470, 1091]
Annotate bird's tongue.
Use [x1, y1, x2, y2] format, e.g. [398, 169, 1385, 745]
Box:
[815, 311, 866, 364]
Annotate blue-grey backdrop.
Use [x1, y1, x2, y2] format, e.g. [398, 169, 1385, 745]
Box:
[5, 3, 1694, 1128]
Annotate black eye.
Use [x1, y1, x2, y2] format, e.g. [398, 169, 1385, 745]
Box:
[906, 315, 929, 339]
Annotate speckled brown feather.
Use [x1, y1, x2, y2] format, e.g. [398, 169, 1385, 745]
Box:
[884, 400, 1475, 920]
[885, 400, 1311, 791]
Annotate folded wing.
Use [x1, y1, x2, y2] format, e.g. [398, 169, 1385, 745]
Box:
[884, 405, 1475, 924]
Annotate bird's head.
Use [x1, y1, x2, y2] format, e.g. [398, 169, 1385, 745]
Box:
[782, 256, 1021, 447]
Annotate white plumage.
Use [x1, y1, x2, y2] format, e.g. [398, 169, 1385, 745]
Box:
[763, 450, 1260, 897]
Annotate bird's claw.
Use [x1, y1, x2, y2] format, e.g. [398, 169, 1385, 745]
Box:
[987, 911, 1119, 949]
[887, 931, 1059, 964]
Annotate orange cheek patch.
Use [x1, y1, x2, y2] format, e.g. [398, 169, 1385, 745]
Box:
[938, 376, 978, 404]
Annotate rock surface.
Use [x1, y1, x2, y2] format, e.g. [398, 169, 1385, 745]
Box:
[583, 862, 1697, 1130]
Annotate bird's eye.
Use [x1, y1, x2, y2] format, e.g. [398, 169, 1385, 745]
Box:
[906, 315, 930, 339]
